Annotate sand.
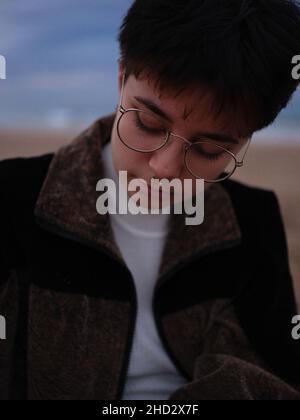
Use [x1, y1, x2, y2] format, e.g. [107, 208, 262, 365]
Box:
[0, 130, 299, 307]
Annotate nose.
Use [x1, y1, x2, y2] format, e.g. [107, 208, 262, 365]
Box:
[148, 134, 184, 179]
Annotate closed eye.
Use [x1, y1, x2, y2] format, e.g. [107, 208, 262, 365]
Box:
[135, 112, 166, 135]
[134, 110, 235, 161]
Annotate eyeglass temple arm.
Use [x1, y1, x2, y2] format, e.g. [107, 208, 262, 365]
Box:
[119, 67, 253, 168]
[236, 136, 252, 167]
[119, 68, 127, 113]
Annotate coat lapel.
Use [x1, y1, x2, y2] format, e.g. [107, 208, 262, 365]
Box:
[29, 113, 242, 399]
[34, 112, 242, 279]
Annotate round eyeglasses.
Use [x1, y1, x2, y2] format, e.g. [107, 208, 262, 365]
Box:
[116, 71, 252, 183]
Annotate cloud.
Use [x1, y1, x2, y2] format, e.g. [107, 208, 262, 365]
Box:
[0, 0, 132, 126]
[0, 0, 299, 139]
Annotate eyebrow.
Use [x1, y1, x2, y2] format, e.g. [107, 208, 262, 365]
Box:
[133, 96, 240, 145]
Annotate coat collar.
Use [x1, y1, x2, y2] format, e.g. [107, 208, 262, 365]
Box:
[34, 113, 242, 283]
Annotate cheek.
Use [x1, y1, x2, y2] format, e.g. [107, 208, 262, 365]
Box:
[111, 129, 148, 175]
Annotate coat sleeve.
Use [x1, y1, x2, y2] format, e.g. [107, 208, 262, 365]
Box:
[167, 298, 300, 400]
[233, 191, 300, 387]
[168, 190, 300, 400]
[0, 163, 13, 399]
[0, 159, 29, 400]
[0, 158, 30, 276]
[0, 165, 12, 287]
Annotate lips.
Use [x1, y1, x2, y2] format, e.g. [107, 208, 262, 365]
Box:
[147, 184, 163, 198]
[136, 181, 163, 198]
[129, 176, 173, 198]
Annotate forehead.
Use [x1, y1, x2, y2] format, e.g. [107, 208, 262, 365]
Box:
[125, 73, 244, 138]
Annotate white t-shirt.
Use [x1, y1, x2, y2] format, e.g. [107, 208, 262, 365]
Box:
[102, 142, 188, 400]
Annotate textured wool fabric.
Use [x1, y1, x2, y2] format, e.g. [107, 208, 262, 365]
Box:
[1, 113, 300, 400]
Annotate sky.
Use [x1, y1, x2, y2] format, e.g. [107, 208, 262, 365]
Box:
[0, 0, 299, 142]
[0, 0, 132, 129]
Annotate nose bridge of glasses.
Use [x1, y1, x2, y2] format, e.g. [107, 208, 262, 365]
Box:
[169, 132, 192, 148]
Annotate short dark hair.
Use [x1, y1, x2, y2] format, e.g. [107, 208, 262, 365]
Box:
[118, 0, 300, 137]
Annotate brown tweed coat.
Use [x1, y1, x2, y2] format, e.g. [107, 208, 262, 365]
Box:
[0, 113, 300, 400]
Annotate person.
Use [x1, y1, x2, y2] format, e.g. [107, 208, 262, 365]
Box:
[1, 0, 300, 400]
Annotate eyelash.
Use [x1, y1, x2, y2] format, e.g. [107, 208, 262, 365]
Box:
[134, 115, 225, 161]
[135, 114, 165, 135]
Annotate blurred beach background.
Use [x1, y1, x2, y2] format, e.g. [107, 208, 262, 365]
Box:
[0, 0, 299, 307]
